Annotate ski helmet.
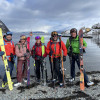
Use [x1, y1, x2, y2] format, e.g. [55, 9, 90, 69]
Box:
[6, 32, 12, 36]
[20, 35, 27, 40]
[35, 36, 41, 40]
[70, 28, 77, 34]
[51, 31, 58, 37]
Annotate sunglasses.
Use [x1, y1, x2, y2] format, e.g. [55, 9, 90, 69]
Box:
[52, 34, 58, 37]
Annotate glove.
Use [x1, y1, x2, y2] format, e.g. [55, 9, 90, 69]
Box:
[0, 51, 4, 56]
[24, 53, 28, 57]
[63, 56, 66, 62]
[68, 52, 72, 57]
[27, 49, 29, 53]
[10, 53, 16, 63]
[32, 54, 35, 59]
[49, 50, 53, 56]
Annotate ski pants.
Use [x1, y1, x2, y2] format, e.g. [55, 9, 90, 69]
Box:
[3, 60, 14, 83]
[50, 57, 63, 83]
[70, 54, 89, 83]
[35, 60, 43, 80]
[17, 60, 27, 82]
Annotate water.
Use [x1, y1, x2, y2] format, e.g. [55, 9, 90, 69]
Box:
[0, 33, 100, 79]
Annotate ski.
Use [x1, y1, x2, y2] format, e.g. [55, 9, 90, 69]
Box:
[79, 29, 85, 91]
[59, 35, 65, 87]
[0, 28, 13, 90]
[26, 37, 30, 85]
[50, 38, 56, 88]
[41, 36, 47, 86]
[33, 60, 36, 81]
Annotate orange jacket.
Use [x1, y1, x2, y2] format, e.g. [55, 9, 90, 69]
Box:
[46, 40, 67, 58]
[0, 37, 15, 56]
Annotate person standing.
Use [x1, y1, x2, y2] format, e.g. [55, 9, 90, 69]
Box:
[66, 28, 94, 86]
[14, 35, 30, 87]
[46, 31, 67, 87]
[31, 36, 47, 82]
[0, 32, 15, 88]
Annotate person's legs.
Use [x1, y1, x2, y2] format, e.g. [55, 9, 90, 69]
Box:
[22, 60, 27, 79]
[54, 58, 62, 83]
[70, 55, 76, 79]
[76, 54, 89, 83]
[49, 57, 54, 79]
[17, 60, 24, 82]
[35, 60, 41, 80]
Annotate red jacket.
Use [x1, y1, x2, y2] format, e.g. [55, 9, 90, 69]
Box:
[46, 40, 67, 58]
[31, 42, 47, 59]
[0, 37, 15, 60]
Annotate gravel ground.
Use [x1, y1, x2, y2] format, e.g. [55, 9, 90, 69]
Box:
[0, 71, 100, 100]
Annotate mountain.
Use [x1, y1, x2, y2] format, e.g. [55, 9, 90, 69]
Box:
[0, 20, 9, 33]
[92, 23, 100, 29]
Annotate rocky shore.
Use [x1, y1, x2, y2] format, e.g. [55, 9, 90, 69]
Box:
[0, 71, 100, 100]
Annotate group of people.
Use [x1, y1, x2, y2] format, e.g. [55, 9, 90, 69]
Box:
[0, 28, 94, 88]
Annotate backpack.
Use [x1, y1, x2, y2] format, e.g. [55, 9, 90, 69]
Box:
[15, 43, 27, 50]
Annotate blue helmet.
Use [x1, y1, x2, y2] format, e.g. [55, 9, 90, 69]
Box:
[6, 32, 13, 36]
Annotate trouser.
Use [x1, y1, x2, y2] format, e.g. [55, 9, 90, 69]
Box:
[49, 57, 54, 79]
[70, 54, 89, 83]
[35, 60, 43, 80]
[50, 57, 63, 83]
[17, 60, 27, 82]
[3, 61, 14, 83]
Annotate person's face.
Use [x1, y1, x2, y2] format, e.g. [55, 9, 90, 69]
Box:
[6, 35, 12, 40]
[36, 39, 41, 44]
[52, 34, 58, 41]
[71, 32, 77, 38]
[20, 39, 26, 44]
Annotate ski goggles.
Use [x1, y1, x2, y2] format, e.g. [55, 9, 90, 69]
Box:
[35, 36, 41, 40]
[20, 35, 26, 40]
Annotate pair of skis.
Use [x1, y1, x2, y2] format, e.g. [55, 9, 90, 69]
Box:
[0, 28, 31, 89]
[79, 29, 85, 91]
[50, 36, 65, 88]
[26, 37, 30, 86]
[0, 28, 13, 90]
[41, 36, 48, 86]
[33, 36, 47, 85]
[69, 29, 84, 90]
[59, 29, 84, 90]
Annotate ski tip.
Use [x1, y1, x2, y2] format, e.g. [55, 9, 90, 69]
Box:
[41, 36, 44, 39]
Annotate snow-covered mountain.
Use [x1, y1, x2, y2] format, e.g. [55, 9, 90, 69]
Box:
[0, 20, 9, 33]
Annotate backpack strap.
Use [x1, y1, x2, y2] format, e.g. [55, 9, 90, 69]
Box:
[15, 44, 20, 50]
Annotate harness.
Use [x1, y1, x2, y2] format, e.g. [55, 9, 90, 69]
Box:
[32, 44, 42, 59]
[50, 40, 61, 57]
[69, 36, 80, 56]
[4, 40, 13, 45]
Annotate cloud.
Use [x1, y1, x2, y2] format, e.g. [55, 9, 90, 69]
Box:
[0, 0, 100, 32]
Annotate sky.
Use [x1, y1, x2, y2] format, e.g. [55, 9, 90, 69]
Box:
[0, 0, 100, 32]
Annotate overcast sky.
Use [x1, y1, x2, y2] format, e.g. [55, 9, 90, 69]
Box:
[0, 0, 100, 32]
